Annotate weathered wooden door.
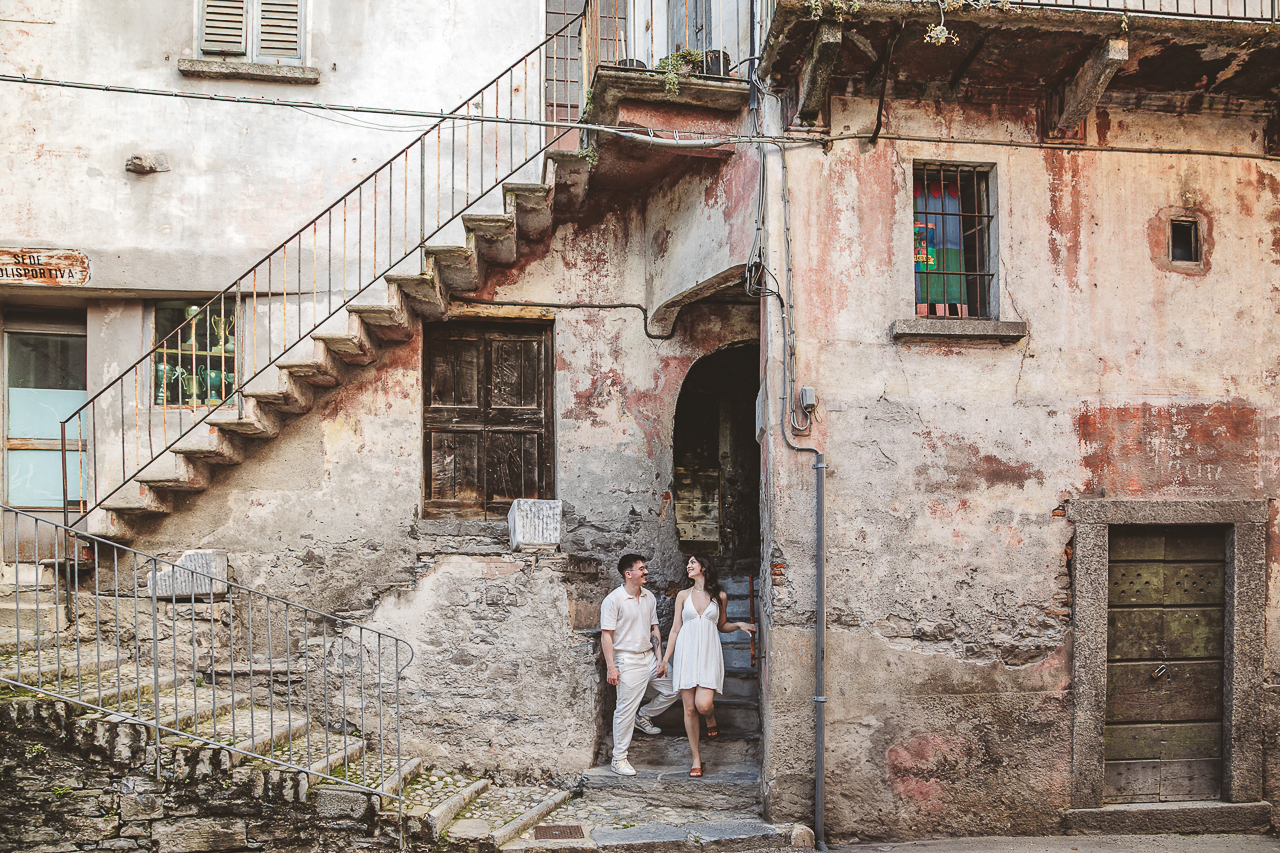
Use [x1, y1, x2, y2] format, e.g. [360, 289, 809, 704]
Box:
[1105, 525, 1225, 803]
[422, 322, 553, 518]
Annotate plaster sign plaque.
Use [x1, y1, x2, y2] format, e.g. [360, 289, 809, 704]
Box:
[149, 549, 229, 598]
[508, 499, 562, 551]
[0, 248, 90, 285]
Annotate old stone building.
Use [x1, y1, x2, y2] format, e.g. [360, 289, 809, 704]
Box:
[3, 0, 1280, 847]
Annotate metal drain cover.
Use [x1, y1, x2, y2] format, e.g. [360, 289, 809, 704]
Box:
[534, 825, 586, 840]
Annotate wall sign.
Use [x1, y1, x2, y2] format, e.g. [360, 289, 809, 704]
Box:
[0, 248, 91, 286]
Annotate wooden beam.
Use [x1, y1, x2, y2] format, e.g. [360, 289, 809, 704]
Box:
[1055, 37, 1128, 132]
[798, 21, 844, 122]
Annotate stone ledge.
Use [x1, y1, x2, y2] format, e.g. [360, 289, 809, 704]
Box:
[1064, 800, 1272, 835]
[178, 59, 320, 84]
[891, 318, 1028, 342]
[1066, 499, 1269, 525]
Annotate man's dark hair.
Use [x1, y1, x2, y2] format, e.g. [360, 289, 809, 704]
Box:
[617, 553, 646, 578]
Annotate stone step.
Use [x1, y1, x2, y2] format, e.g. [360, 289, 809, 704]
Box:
[101, 483, 173, 516]
[503, 182, 554, 242]
[241, 369, 316, 416]
[650, 697, 759, 734]
[172, 425, 246, 465]
[0, 563, 57, 587]
[135, 452, 212, 493]
[386, 267, 447, 321]
[543, 151, 591, 214]
[425, 244, 482, 294]
[581, 765, 760, 811]
[462, 213, 518, 265]
[206, 397, 282, 438]
[504, 811, 806, 853]
[615, 731, 760, 769]
[0, 597, 65, 633]
[1, 650, 126, 686]
[312, 312, 380, 366]
[276, 340, 349, 388]
[346, 279, 416, 343]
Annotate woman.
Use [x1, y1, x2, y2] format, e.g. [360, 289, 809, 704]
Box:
[661, 554, 757, 777]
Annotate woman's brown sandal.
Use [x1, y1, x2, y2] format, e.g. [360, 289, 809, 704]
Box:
[705, 716, 719, 738]
[689, 763, 705, 778]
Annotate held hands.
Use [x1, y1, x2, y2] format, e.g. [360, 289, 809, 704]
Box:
[656, 658, 668, 678]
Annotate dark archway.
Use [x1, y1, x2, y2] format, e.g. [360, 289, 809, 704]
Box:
[672, 342, 760, 576]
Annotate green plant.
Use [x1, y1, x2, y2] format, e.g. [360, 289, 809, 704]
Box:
[25, 744, 45, 759]
[925, 0, 1012, 45]
[50, 785, 72, 797]
[655, 48, 706, 95]
[584, 87, 594, 113]
[578, 145, 599, 169]
[807, 0, 860, 16]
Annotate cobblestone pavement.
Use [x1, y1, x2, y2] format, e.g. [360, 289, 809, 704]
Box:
[400, 771, 478, 811]
[521, 799, 760, 838]
[460, 785, 558, 829]
[835, 836, 1280, 853]
[263, 726, 364, 771]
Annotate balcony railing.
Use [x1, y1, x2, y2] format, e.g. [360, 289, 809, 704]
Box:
[582, 0, 755, 92]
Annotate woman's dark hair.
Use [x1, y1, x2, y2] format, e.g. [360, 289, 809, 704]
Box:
[685, 554, 724, 604]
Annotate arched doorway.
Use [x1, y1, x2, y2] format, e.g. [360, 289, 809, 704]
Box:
[672, 342, 760, 583]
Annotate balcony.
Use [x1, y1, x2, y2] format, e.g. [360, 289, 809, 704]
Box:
[756, 0, 1280, 142]
[577, 0, 755, 189]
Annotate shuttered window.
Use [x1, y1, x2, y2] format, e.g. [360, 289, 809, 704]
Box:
[201, 0, 247, 55]
[200, 0, 303, 64]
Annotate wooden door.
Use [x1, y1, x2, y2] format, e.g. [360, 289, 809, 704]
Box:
[1104, 525, 1225, 803]
[423, 322, 553, 518]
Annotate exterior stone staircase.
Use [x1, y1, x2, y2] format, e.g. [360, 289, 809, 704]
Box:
[584, 573, 764, 816]
[93, 152, 594, 542]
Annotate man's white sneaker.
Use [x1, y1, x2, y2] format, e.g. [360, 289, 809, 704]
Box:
[610, 758, 637, 776]
[634, 715, 661, 735]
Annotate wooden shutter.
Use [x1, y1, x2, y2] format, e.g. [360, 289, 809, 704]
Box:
[201, 0, 247, 55]
[258, 0, 301, 59]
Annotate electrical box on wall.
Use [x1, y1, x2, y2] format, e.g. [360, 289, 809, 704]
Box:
[799, 386, 817, 412]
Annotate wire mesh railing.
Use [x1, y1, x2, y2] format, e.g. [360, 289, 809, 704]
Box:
[582, 0, 754, 90]
[1, 505, 413, 802]
[61, 14, 582, 523]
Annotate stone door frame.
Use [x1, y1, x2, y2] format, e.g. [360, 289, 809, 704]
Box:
[1066, 499, 1267, 808]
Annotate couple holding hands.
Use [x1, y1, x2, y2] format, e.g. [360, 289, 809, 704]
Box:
[601, 553, 757, 778]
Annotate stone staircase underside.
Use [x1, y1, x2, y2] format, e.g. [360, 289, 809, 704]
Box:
[94, 153, 593, 541]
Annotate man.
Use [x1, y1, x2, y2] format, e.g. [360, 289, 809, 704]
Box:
[600, 553, 679, 776]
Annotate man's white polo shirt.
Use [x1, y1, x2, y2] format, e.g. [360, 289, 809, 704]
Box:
[600, 584, 657, 653]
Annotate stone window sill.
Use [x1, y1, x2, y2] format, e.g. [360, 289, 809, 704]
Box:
[178, 59, 320, 85]
[891, 318, 1028, 343]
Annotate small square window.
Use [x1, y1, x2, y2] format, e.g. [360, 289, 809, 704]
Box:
[1170, 219, 1200, 263]
[913, 164, 995, 319]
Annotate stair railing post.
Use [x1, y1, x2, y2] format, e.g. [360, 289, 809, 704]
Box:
[150, 556, 163, 780]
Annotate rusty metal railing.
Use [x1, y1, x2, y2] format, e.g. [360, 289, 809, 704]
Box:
[582, 0, 753, 92]
[1, 505, 413, 804]
[60, 14, 583, 524]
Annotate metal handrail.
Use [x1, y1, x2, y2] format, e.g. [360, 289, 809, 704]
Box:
[61, 13, 584, 522]
[1, 505, 414, 803]
[582, 0, 753, 90]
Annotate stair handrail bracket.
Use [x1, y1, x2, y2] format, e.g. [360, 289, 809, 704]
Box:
[60, 12, 584, 523]
[1, 505, 414, 804]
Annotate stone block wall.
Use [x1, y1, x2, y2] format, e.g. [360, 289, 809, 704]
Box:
[0, 699, 406, 853]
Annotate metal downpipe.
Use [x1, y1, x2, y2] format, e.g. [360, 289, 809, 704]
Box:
[813, 452, 828, 850]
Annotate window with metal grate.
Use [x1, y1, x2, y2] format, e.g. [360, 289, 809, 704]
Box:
[913, 164, 995, 319]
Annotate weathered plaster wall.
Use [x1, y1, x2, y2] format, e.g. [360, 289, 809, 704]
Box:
[119, 163, 763, 775]
[1, 0, 542, 296]
[759, 94, 1280, 839]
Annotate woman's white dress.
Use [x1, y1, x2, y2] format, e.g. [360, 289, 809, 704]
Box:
[672, 592, 724, 692]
